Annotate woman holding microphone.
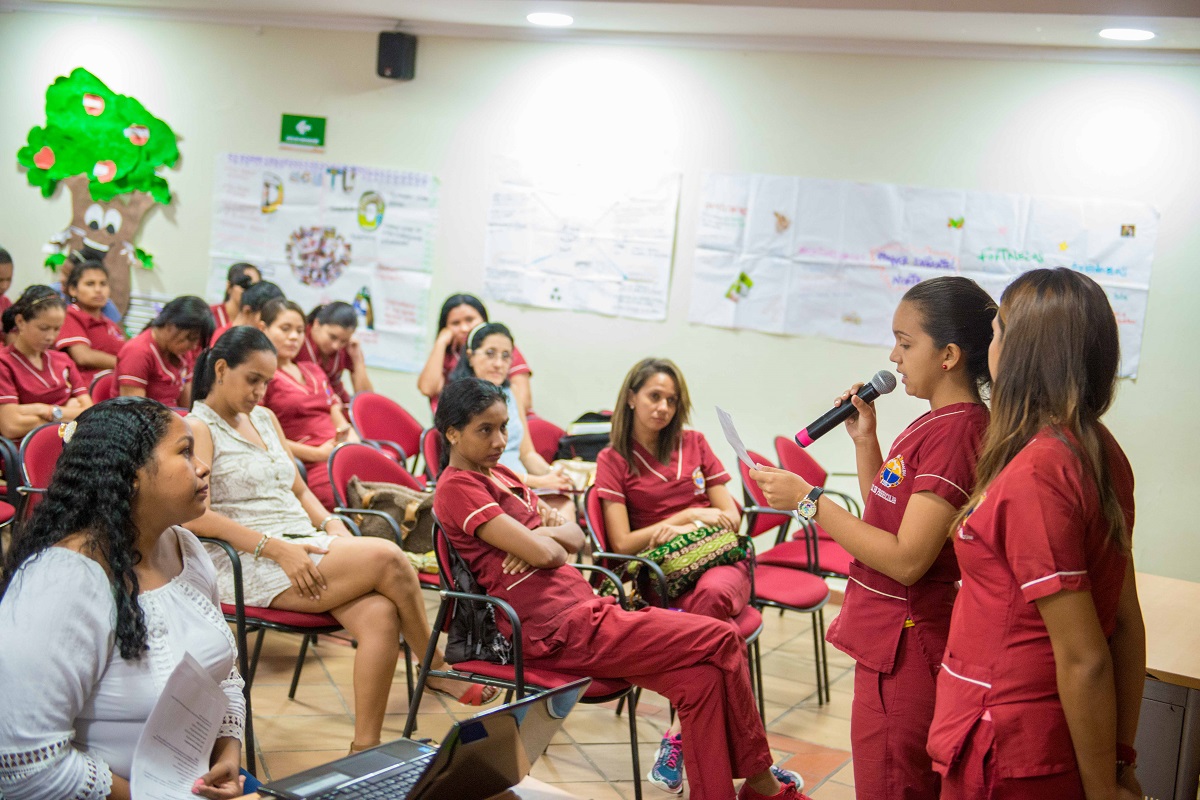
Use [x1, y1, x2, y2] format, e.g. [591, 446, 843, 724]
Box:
[751, 276, 994, 800]
[927, 268, 1143, 799]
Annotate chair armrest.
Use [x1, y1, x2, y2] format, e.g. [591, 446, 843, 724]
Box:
[438, 589, 527, 692]
[570, 563, 627, 608]
[196, 536, 251, 687]
[335, 506, 403, 545]
[15, 486, 46, 496]
[362, 438, 407, 462]
[591, 550, 670, 607]
[331, 513, 361, 537]
[737, 534, 757, 601]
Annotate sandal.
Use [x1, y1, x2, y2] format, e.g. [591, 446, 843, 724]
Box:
[428, 682, 501, 706]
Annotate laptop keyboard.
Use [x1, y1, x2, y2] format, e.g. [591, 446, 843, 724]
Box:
[312, 753, 436, 799]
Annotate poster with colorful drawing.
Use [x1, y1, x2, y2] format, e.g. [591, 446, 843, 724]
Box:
[207, 153, 438, 372]
[689, 172, 1156, 377]
[484, 159, 680, 321]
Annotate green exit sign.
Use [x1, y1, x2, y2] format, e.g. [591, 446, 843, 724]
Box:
[281, 114, 326, 151]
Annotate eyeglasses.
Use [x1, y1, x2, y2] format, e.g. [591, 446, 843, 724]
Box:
[479, 348, 513, 363]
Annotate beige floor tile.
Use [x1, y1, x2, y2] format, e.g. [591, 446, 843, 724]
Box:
[254, 714, 357, 752]
[251, 682, 349, 716]
[768, 708, 853, 751]
[530, 744, 606, 783]
[808, 778, 857, 799]
[247, 654, 331, 685]
[561, 708, 669, 744]
[579, 742, 662, 783]
[826, 763, 855, 787]
[258, 749, 349, 782]
[539, 781, 629, 800]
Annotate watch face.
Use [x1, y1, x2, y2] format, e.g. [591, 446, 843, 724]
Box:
[797, 498, 817, 520]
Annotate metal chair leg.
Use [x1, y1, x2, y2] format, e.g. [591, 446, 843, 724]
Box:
[287, 634, 313, 700]
[627, 689, 642, 800]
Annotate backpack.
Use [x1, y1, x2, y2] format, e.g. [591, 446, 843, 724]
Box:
[554, 411, 613, 461]
[443, 541, 513, 665]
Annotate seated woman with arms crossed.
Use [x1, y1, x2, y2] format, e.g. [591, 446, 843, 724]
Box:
[258, 298, 359, 508]
[185, 327, 495, 753]
[0, 285, 92, 440]
[433, 377, 805, 800]
[0, 398, 245, 800]
[593, 357, 748, 793]
[117, 295, 214, 408]
[295, 302, 372, 405]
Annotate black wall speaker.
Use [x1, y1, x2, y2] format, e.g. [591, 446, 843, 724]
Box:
[377, 32, 417, 80]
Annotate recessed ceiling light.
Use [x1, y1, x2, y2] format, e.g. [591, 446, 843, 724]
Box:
[1099, 28, 1156, 42]
[527, 12, 573, 27]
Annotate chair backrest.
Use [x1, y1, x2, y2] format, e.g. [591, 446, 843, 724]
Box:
[348, 392, 423, 463]
[19, 423, 65, 517]
[583, 484, 609, 552]
[739, 449, 795, 539]
[90, 372, 117, 403]
[328, 442, 422, 508]
[432, 521, 462, 632]
[421, 427, 443, 483]
[774, 436, 829, 488]
[526, 415, 565, 464]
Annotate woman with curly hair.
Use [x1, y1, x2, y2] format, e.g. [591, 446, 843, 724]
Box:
[0, 397, 246, 800]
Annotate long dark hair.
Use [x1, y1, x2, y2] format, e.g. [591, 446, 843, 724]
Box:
[610, 358, 691, 466]
[12, 284, 67, 323]
[0, 398, 177, 659]
[240, 281, 284, 314]
[149, 296, 215, 346]
[433, 377, 507, 470]
[437, 293, 488, 331]
[306, 301, 357, 329]
[449, 322, 514, 385]
[958, 268, 1127, 549]
[223, 262, 260, 301]
[192, 326, 276, 404]
[902, 276, 996, 398]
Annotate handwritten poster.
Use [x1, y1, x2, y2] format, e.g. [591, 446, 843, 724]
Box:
[689, 173, 1157, 377]
[485, 160, 680, 320]
[208, 153, 438, 372]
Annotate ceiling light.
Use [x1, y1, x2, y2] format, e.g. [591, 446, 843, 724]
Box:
[527, 12, 573, 28]
[1099, 28, 1156, 42]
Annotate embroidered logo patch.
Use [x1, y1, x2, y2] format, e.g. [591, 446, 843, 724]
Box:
[692, 466, 706, 495]
[956, 492, 985, 540]
[879, 455, 906, 488]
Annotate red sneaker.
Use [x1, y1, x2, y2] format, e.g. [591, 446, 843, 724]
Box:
[737, 780, 813, 800]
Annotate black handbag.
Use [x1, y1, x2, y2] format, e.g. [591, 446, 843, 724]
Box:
[444, 543, 513, 665]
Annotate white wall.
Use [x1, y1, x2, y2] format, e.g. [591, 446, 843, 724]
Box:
[2, 10, 1197, 579]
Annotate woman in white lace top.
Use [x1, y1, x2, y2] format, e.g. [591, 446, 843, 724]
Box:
[0, 398, 246, 800]
[184, 327, 494, 753]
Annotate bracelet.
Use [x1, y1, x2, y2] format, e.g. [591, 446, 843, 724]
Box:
[252, 534, 270, 559]
[318, 515, 337, 532]
[1116, 742, 1137, 769]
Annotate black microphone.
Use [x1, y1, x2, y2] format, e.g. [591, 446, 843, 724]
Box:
[795, 370, 898, 448]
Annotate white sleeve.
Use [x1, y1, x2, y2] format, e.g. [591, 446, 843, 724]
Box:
[0, 551, 116, 800]
[179, 528, 246, 743]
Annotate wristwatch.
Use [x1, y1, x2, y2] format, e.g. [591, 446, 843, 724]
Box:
[51, 406, 63, 422]
[796, 486, 825, 521]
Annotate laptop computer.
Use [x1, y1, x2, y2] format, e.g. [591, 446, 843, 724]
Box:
[258, 678, 591, 800]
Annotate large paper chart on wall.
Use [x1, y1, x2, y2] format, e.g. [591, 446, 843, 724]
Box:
[208, 153, 438, 372]
[485, 163, 680, 321]
[689, 173, 1157, 377]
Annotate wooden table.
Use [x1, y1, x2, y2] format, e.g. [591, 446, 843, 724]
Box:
[237, 776, 581, 799]
[1137, 571, 1200, 691]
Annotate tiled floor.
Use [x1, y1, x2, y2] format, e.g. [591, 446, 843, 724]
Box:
[244, 594, 858, 799]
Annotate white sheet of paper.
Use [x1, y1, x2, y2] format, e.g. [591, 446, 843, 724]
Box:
[130, 652, 229, 800]
[715, 406, 756, 469]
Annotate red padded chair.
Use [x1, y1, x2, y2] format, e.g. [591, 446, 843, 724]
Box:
[327, 442, 438, 593]
[402, 523, 645, 800]
[737, 451, 832, 703]
[772, 436, 856, 578]
[525, 414, 565, 464]
[89, 371, 117, 402]
[347, 392, 424, 477]
[582, 485, 768, 721]
[420, 427, 442, 485]
[16, 423, 65, 522]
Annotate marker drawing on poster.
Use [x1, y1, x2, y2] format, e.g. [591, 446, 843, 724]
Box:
[485, 158, 680, 321]
[689, 172, 1157, 377]
[209, 153, 438, 372]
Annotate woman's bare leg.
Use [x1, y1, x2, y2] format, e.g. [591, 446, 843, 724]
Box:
[329, 592, 401, 747]
[270, 537, 460, 694]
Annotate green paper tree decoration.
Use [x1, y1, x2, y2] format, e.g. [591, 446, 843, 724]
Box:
[16, 68, 180, 312]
